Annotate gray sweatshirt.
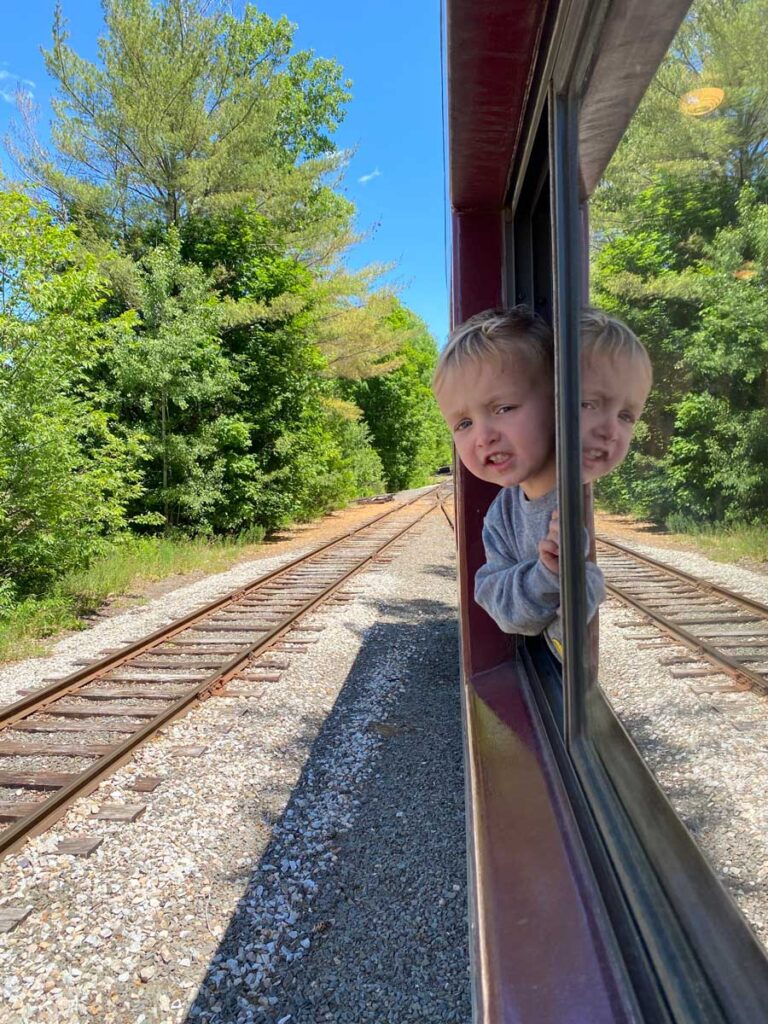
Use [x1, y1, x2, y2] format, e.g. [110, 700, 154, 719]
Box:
[474, 486, 605, 653]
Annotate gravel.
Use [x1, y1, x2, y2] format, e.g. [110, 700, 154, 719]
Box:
[0, 502, 469, 1023]
[14, 493, 766, 1020]
[598, 536, 768, 949]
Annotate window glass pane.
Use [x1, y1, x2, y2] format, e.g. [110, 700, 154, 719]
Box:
[588, 0, 768, 949]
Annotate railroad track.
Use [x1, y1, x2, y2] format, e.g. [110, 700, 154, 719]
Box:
[597, 535, 768, 695]
[439, 511, 768, 697]
[440, 499, 455, 532]
[0, 487, 447, 861]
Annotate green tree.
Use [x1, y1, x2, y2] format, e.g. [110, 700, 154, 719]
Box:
[106, 231, 247, 531]
[350, 308, 451, 491]
[10, 0, 406, 377]
[6, 1, 422, 546]
[12, 0, 350, 238]
[0, 193, 141, 596]
[591, 0, 768, 525]
[593, 0, 768, 229]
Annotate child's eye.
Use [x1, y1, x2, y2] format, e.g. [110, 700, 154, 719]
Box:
[496, 404, 518, 414]
[619, 411, 636, 424]
[454, 418, 471, 432]
[581, 400, 596, 410]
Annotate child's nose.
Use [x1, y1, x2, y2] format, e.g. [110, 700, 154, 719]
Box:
[476, 419, 501, 445]
[595, 414, 618, 440]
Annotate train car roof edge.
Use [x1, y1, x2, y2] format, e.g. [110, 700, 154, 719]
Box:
[446, 0, 551, 212]
[578, 0, 693, 198]
[447, 0, 693, 210]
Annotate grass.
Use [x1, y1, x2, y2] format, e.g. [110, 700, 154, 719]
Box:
[660, 518, 768, 567]
[599, 507, 768, 567]
[0, 528, 266, 665]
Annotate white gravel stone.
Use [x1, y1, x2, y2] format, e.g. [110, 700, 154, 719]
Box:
[0, 496, 468, 1023]
[598, 539, 768, 949]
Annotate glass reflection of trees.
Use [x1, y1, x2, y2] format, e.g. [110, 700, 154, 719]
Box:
[589, 0, 768, 952]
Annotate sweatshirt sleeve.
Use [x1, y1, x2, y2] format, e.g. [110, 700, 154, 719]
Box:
[474, 512, 561, 636]
[585, 560, 606, 623]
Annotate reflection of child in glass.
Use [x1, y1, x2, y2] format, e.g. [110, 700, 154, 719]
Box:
[433, 307, 604, 658]
[538, 309, 653, 576]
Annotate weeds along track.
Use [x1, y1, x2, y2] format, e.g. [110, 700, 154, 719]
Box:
[597, 535, 768, 695]
[0, 487, 448, 860]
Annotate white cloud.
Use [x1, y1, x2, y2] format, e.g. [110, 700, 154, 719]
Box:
[357, 168, 382, 185]
[0, 68, 36, 102]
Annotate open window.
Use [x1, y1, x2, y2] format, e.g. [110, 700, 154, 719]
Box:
[447, 0, 768, 1019]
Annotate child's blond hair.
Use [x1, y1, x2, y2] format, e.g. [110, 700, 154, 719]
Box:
[581, 308, 652, 383]
[432, 306, 553, 392]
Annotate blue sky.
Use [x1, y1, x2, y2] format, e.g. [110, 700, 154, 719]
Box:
[0, 1, 449, 343]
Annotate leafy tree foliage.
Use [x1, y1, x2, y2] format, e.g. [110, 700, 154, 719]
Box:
[105, 231, 244, 531]
[181, 203, 387, 529]
[592, 0, 768, 526]
[0, 193, 141, 597]
[13, 0, 350, 234]
[350, 307, 451, 491]
[9, 0, 402, 377]
[0, 1, 442, 611]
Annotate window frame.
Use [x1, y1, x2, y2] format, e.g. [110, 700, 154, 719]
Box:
[506, 1, 768, 1018]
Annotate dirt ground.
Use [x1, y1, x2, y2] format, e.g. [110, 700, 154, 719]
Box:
[592, 510, 698, 549]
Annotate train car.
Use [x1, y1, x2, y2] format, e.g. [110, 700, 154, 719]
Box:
[445, 2, 768, 1021]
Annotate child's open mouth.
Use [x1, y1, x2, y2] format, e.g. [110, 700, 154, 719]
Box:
[583, 448, 609, 465]
[485, 452, 513, 468]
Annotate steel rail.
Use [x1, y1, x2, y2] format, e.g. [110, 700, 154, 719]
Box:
[0, 490, 443, 860]
[597, 539, 768, 696]
[439, 496, 455, 532]
[597, 535, 768, 619]
[0, 487, 440, 730]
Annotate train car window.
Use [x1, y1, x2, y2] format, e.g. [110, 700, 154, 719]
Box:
[585, 0, 768, 955]
[447, 0, 768, 1016]
[507, 0, 768, 1016]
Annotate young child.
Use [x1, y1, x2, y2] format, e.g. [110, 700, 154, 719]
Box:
[432, 306, 605, 657]
[538, 309, 653, 573]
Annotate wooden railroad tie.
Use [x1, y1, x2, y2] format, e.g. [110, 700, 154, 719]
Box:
[93, 804, 146, 822]
[0, 801, 45, 822]
[0, 742, 115, 757]
[55, 837, 103, 857]
[36, 702, 167, 719]
[13, 720, 137, 734]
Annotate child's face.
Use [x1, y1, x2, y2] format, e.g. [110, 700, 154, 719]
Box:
[580, 350, 651, 483]
[435, 355, 556, 498]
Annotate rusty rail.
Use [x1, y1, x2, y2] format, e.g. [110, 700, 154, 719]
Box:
[597, 535, 768, 696]
[0, 488, 445, 859]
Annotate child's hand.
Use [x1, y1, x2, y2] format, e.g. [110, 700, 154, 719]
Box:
[538, 509, 559, 575]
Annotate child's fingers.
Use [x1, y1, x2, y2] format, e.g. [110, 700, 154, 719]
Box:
[538, 538, 560, 575]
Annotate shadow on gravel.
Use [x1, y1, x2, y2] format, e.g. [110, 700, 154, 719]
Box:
[186, 594, 470, 1024]
[422, 563, 457, 580]
[607, 705, 768, 950]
